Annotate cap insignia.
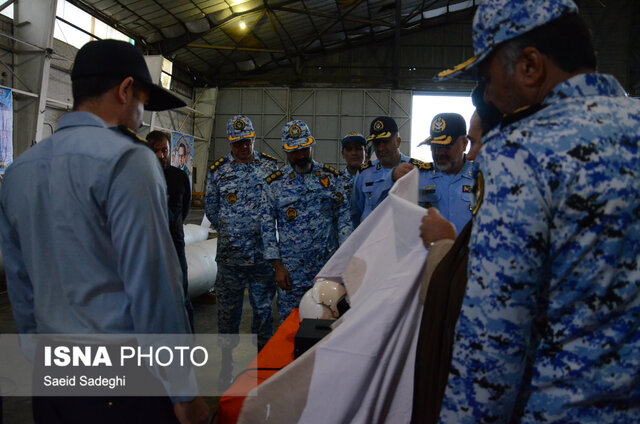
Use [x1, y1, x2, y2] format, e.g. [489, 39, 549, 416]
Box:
[289, 124, 302, 138]
[431, 117, 446, 133]
[234, 119, 245, 130]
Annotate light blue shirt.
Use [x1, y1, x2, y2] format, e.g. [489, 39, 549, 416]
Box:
[351, 152, 411, 226]
[419, 160, 473, 234]
[0, 112, 190, 335]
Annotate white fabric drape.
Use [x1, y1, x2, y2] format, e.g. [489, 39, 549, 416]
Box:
[238, 168, 427, 424]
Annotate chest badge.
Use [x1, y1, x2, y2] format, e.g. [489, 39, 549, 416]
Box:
[286, 207, 297, 220]
[226, 193, 237, 204]
[422, 184, 436, 194]
[462, 185, 472, 193]
[319, 176, 330, 189]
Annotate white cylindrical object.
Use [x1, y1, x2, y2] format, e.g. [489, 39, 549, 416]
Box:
[183, 223, 209, 246]
[185, 238, 218, 298]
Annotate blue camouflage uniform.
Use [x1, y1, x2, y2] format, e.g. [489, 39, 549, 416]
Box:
[441, 73, 640, 424]
[261, 120, 353, 322]
[437, 2, 640, 422]
[205, 116, 279, 348]
[339, 166, 357, 200]
[419, 159, 473, 234]
[351, 152, 433, 226]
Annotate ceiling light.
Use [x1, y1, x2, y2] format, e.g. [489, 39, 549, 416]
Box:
[239, 21, 246, 30]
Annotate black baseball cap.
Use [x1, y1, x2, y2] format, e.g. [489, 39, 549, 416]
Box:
[367, 116, 398, 142]
[71, 39, 186, 111]
[419, 113, 467, 146]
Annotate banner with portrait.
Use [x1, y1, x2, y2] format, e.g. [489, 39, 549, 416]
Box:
[171, 131, 194, 188]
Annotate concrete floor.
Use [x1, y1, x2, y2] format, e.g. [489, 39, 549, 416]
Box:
[0, 207, 274, 424]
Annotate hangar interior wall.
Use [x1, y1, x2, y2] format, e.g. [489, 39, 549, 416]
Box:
[210, 87, 412, 171]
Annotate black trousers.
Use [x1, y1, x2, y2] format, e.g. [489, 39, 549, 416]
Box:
[175, 243, 194, 332]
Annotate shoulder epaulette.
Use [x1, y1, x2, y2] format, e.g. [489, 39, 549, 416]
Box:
[265, 170, 284, 184]
[360, 160, 372, 171]
[410, 158, 433, 171]
[500, 104, 546, 128]
[209, 157, 226, 172]
[260, 152, 278, 162]
[322, 164, 340, 176]
[117, 125, 147, 145]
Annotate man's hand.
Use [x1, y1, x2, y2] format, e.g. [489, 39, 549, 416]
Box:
[272, 259, 292, 290]
[392, 162, 415, 182]
[173, 397, 209, 424]
[420, 208, 457, 248]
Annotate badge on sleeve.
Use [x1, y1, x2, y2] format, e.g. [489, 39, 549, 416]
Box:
[226, 193, 237, 204]
[286, 207, 297, 220]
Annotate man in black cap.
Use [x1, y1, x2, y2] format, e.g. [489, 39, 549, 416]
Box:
[0, 40, 208, 423]
[351, 116, 431, 226]
[147, 130, 194, 332]
[416, 113, 473, 234]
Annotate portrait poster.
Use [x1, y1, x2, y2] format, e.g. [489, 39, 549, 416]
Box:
[171, 131, 194, 187]
[0, 87, 12, 174]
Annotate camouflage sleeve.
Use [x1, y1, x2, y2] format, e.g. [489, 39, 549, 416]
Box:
[350, 172, 364, 227]
[440, 142, 550, 423]
[260, 181, 280, 260]
[333, 176, 353, 245]
[267, 159, 279, 175]
[204, 169, 219, 229]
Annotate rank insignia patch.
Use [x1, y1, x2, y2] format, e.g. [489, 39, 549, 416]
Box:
[422, 184, 436, 194]
[319, 176, 330, 189]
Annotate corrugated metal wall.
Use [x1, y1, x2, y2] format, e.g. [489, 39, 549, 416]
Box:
[211, 87, 412, 170]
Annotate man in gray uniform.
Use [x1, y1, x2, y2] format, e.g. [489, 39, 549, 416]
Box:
[0, 40, 208, 423]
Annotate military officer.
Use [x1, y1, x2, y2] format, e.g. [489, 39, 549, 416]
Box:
[261, 120, 353, 323]
[339, 132, 367, 199]
[417, 113, 473, 234]
[205, 115, 278, 360]
[435, 0, 640, 422]
[351, 116, 432, 226]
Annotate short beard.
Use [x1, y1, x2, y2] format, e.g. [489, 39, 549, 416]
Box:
[291, 158, 313, 174]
